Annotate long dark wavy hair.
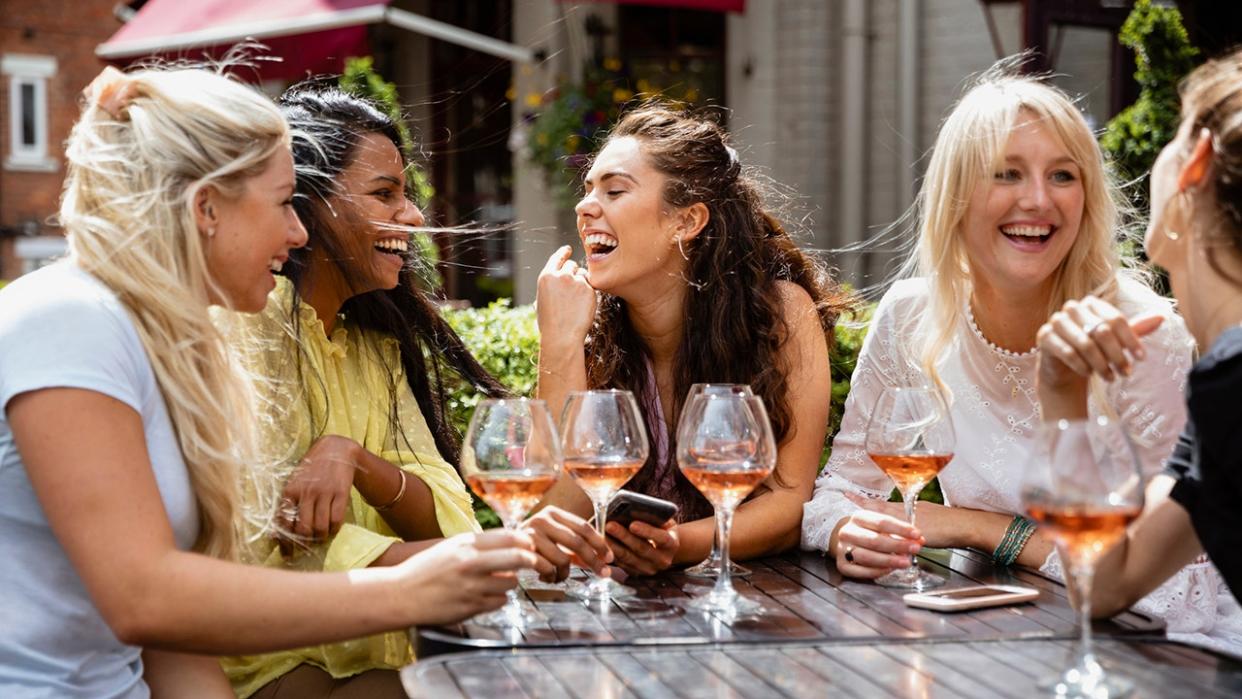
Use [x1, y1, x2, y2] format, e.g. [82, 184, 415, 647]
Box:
[586, 103, 853, 521]
[277, 85, 506, 466]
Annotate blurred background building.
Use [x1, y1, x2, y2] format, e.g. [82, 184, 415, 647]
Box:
[2, 0, 1240, 299]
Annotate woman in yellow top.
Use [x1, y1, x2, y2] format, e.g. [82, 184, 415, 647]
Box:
[222, 87, 609, 698]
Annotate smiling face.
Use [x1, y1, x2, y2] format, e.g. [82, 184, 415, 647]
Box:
[325, 131, 425, 294]
[205, 147, 308, 312]
[575, 136, 686, 296]
[961, 111, 1085, 299]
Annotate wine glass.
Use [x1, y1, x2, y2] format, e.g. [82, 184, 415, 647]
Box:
[864, 386, 955, 591]
[560, 390, 649, 603]
[461, 398, 562, 627]
[1021, 416, 1144, 698]
[682, 384, 755, 580]
[678, 391, 776, 617]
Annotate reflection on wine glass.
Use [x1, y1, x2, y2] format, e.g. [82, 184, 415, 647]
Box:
[1022, 417, 1144, 698]
[461, 398, 561, 628]
[682, 384, 755, 580]
[865, 386, 955, 591]
[678, 392, 776, 618]
[560, 390, 649, 603]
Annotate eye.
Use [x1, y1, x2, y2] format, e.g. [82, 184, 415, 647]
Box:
[1051, 170, 1078, 184]
[372, 189, 394, 201]
[606, 190, 624, 198]
[994, 169, 1021, 182]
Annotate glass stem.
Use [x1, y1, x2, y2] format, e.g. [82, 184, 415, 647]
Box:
[712, 504, 737, 599]
[503, 521, 523, 617]
[589, 496, 610, 591]
[903, 490, 919, 568]
[1071, 561, 1096, 670]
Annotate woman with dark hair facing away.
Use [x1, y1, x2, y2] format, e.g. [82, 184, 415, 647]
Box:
[221, 86, 609, 698]
[536, 102, 850, 576]
[1038, 48, 1242, 655]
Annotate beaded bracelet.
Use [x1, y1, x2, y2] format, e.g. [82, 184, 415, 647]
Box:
[992, 515, 1037, 567]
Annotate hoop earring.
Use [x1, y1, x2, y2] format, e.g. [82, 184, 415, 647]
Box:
[206, 226, 216, 238]
[676, 235, 689, 261]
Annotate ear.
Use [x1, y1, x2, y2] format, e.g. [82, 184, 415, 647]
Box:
[1178, 128, 1214, 192]
[193, 186, 220, 236]
[676, 202, 710, 243]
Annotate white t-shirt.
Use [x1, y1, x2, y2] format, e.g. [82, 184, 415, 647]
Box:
[0, 261, 198, 698]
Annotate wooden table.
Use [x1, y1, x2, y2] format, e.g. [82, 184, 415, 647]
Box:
[400, 637, 1242, 699]
[414, 548, 1161, 657]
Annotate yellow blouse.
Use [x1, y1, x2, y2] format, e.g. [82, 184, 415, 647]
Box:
[221, 278, 480, 698]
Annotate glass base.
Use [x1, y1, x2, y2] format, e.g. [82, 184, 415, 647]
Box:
[876, 564, 944, 591]
[566, 576, 635, 603]
[688, 588, 765, 618]
[469, 599, 543, 629]
[684, 556, 752, 579]
[1040, 657, 1132, 698]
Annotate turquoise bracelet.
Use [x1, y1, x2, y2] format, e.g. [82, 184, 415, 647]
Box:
[993, 515, 1037, 567]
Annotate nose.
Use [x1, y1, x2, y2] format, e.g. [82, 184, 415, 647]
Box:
[397, 197, 425, 227]
[287, 206, 309, 249]
[575, 191, 600, 225]
[1019, 178, 1052, 212]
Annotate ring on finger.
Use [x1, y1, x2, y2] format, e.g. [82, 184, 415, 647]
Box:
[844, 546, 856, 563]
[1083, 321, 1107, 337]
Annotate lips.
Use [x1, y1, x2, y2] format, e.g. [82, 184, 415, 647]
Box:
[582, 229, 618, 261]
[1000, 223, 1056, 251]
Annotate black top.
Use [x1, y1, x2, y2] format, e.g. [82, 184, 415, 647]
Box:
[1166, 325, 1242, 597]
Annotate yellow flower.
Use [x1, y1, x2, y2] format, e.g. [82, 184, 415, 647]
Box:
[505, 85, 515, 101]
[636, 79, 651, 94]
[536, 133, 549, 146]
[613, 87, 633, 103]
[603, 57, 622, 72]
[525, 92, 544, 108]
[566, 134, 581, 151]
[684, 87, 699, 102]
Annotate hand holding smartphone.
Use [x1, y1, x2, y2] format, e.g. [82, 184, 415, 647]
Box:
[902, 585, 1038, 612]
[593, 490, 679, 529]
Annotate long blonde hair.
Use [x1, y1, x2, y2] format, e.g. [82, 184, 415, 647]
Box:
[905, 58, 1133, 392]
[59, 67, 288, 560]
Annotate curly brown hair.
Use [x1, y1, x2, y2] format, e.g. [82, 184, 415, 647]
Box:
[584, 103, 853, 521]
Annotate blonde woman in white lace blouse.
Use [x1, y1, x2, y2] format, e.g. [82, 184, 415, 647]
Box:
[801, 59, 1237, 646]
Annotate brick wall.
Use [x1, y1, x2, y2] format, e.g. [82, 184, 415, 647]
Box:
[0, 0, 119, 278]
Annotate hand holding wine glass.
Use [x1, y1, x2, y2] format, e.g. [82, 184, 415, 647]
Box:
[1022, 416, 1144, 698]
[461, 398, 562, 628]
[864, 386, 955, 591]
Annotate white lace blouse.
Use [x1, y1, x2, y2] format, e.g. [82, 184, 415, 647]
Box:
[802, 277, 1242, 655]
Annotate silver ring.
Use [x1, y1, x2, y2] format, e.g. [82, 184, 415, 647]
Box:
[844, 546, 855, 563]
[1084, 321, 1106, 337]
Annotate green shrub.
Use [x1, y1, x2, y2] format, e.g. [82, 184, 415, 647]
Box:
[1100, 0, 1200, 213]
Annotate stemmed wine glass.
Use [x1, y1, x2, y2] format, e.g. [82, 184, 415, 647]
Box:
[1021, 416, 1144, 698]
[560, 390, 649, 603]
[865, 386, 955, 591]
[677, 390, 776, 617]
[461, 398, 562, 627]
[682, 384, 756, 580]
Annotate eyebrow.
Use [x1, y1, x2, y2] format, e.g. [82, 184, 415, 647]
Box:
[585, 171, 638, 187]
[1004, 155, 1078, 167]
[367, 175, 403, 187]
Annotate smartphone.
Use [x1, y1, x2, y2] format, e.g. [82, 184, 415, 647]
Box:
[902, 585, 1039, 612]
[602, 490, 679, 529]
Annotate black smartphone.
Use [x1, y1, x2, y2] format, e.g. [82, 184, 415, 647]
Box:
[604, 490, 679, 529]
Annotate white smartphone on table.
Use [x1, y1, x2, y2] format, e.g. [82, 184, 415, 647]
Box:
[902, 585, 1039, 612]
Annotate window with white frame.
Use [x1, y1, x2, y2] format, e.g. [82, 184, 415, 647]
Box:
[2, 54, 57, 172]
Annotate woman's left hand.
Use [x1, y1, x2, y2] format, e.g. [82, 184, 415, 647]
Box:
[845, 493, 965, 549]
[605, 518, 679, 577]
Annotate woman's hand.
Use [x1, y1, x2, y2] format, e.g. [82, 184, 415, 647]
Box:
[522, 506, 613, 582]
[605, 518, 680, 577]
[831, 507, 924, 580]
[1037, 296, 1164, 390]
[395, 530, 538, 626]
[278, 435, 362, 545]
[536, 245, 597, 347]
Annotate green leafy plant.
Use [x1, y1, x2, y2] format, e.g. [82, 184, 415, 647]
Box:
[1100, 0, 1200, 212]
[339, 57, 441, 291]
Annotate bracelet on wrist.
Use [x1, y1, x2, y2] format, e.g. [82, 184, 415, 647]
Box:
[992, 514, 1036, 567]
[375, 469, 408, 511]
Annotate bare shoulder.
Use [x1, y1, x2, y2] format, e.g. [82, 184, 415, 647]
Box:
[773, 280, 819, 328]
